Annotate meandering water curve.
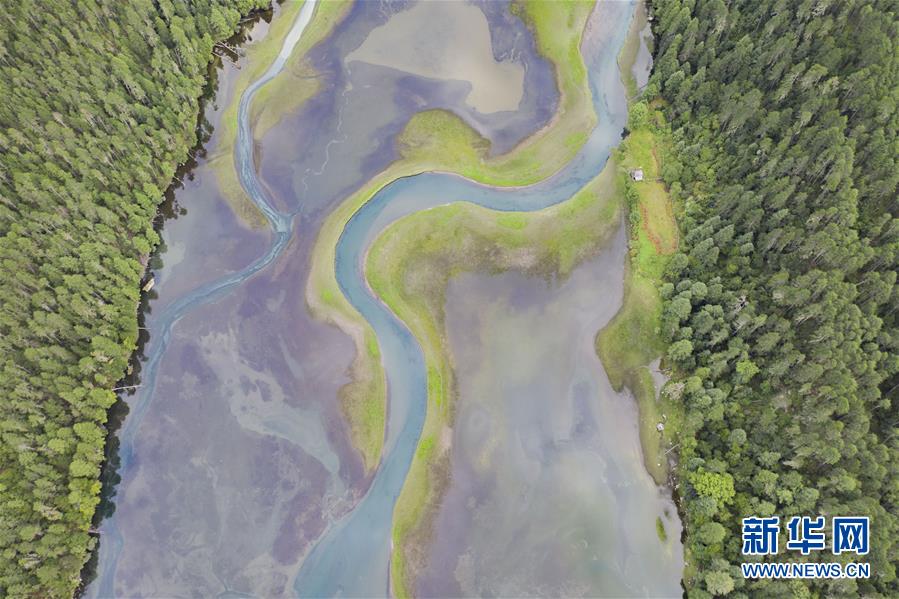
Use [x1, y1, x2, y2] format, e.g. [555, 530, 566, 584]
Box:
[89, 1, 653, 596]
[294, 1, 636, 596]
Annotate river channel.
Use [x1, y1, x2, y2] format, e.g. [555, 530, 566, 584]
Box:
[87, 1, 681, 597]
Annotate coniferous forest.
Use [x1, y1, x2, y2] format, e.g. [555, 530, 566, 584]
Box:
[651, 0, 898, 596]
[0, 1, 265, 595]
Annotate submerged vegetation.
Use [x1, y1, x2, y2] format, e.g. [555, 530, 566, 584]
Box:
[651, 0, 898, 596]
[0, 0, 269, 595]
[657, 516, 669, 542]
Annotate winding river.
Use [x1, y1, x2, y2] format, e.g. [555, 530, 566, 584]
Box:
[89, 1, 679, 596]
[296, 1, 639, 596]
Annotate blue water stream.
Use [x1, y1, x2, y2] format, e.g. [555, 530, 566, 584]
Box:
[294, 1, 635, 596]
[89, 0, 636, 596]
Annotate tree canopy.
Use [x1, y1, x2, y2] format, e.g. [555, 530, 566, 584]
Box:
[0, 0, 265, 595]
[650, 0, 898, 595]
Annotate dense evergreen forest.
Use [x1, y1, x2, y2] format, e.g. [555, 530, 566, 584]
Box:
[650, 0, 898, 595]
[0, 0, 266, 595]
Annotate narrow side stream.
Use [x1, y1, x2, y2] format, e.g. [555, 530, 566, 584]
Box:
[86, 2, 319, 595]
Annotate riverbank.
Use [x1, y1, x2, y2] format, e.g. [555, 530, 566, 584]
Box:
[306, 1, 598, 474]
[366, 164, 623, 596]
[595, 3, 682, 488]
[595, 111, 681, 486]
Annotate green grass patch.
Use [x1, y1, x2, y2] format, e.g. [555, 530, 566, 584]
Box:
[337, 327, 386, 472]
[624, 130, 658, 178]
[496, 213, 528, 230]
[628, 366, 667, 485]
[597, 271, 664, 391]
[389, 431, 447, 599]
[398, 109, 489, 171]
[656, 516, 668, 542]
[618, 129, 678, 256]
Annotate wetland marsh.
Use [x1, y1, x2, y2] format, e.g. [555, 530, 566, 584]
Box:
[87, 1, 683, 597]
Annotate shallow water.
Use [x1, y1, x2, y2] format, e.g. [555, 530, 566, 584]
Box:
[257, 0, 556, 205]
[294, 1, 683, 597]
[632, 6, 654, 91]
[84, 0, 684, 596]
[87, 1, 560, 597]
[416, 228, 683, 597]
[346, 1, 524, 113]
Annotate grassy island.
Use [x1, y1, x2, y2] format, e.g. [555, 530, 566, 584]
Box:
[306, 1, 598, 475]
